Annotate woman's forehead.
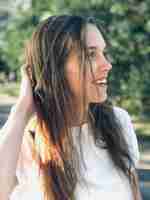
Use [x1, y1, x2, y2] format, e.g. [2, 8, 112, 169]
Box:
[85, 24, 106, 51]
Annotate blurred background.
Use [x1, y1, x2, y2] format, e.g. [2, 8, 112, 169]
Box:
[0, 0, 150, 199]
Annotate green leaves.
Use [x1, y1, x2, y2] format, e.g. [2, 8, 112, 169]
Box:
[0, 0, 149, 116]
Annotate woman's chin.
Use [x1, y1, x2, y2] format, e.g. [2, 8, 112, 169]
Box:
[89, 94, 107, 104]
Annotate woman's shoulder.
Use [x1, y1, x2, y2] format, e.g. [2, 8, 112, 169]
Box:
[112, 106, 134, 129]
[113, 106, 130, 119]
[112, 106, 140, 167]
[112, 106, 135, 136]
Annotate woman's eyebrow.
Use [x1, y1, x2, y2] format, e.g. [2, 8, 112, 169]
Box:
[87, 45, 106, 51]
[87, 46, 97, 50]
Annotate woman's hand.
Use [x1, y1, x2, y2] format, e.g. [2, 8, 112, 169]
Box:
[16, 64, 36, 121]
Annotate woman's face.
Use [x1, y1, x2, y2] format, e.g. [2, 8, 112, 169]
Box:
[65, 23, 112, 109]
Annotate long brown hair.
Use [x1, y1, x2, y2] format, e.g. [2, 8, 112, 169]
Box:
[24, 15, 139, 200]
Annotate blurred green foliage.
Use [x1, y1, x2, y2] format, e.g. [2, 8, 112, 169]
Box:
[0, 0, 150, 117]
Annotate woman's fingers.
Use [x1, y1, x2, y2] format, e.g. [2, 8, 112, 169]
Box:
[18, 64, 35, 118]
[21, 64, 32, 82]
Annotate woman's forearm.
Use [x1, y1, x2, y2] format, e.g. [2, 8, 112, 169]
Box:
[0, 101, 30, 197]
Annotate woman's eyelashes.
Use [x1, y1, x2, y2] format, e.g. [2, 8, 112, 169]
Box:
[88, 50, 97, 61]
[88, 49, 108, 61]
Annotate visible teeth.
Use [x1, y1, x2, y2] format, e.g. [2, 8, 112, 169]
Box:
[95, 79, 107, 84]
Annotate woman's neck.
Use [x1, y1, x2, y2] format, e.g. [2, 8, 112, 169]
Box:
[70, 106, 89, 127]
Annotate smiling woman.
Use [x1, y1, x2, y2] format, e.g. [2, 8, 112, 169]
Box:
[0, 15, 142, 200]
[64, 23, 112, 126]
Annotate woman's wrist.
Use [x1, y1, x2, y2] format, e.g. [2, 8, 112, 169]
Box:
[12, 100, 33, 124]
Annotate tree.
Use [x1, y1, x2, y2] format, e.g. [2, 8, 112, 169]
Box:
[0, 0, 149, 116]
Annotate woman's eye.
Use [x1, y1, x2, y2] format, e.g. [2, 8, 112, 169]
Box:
[89, 51, 96, 59]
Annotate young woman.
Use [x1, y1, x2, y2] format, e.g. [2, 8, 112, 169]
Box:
[0, 15, 142, 200]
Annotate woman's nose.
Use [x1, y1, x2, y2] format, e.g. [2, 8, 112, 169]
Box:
[98, 55, 112, 72]
[104, 60, 112, 71]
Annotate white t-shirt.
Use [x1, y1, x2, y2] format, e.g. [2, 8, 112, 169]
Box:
[9, 106, 140, 200]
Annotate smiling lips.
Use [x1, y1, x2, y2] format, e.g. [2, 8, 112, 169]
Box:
[92, 78, 107, 86]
